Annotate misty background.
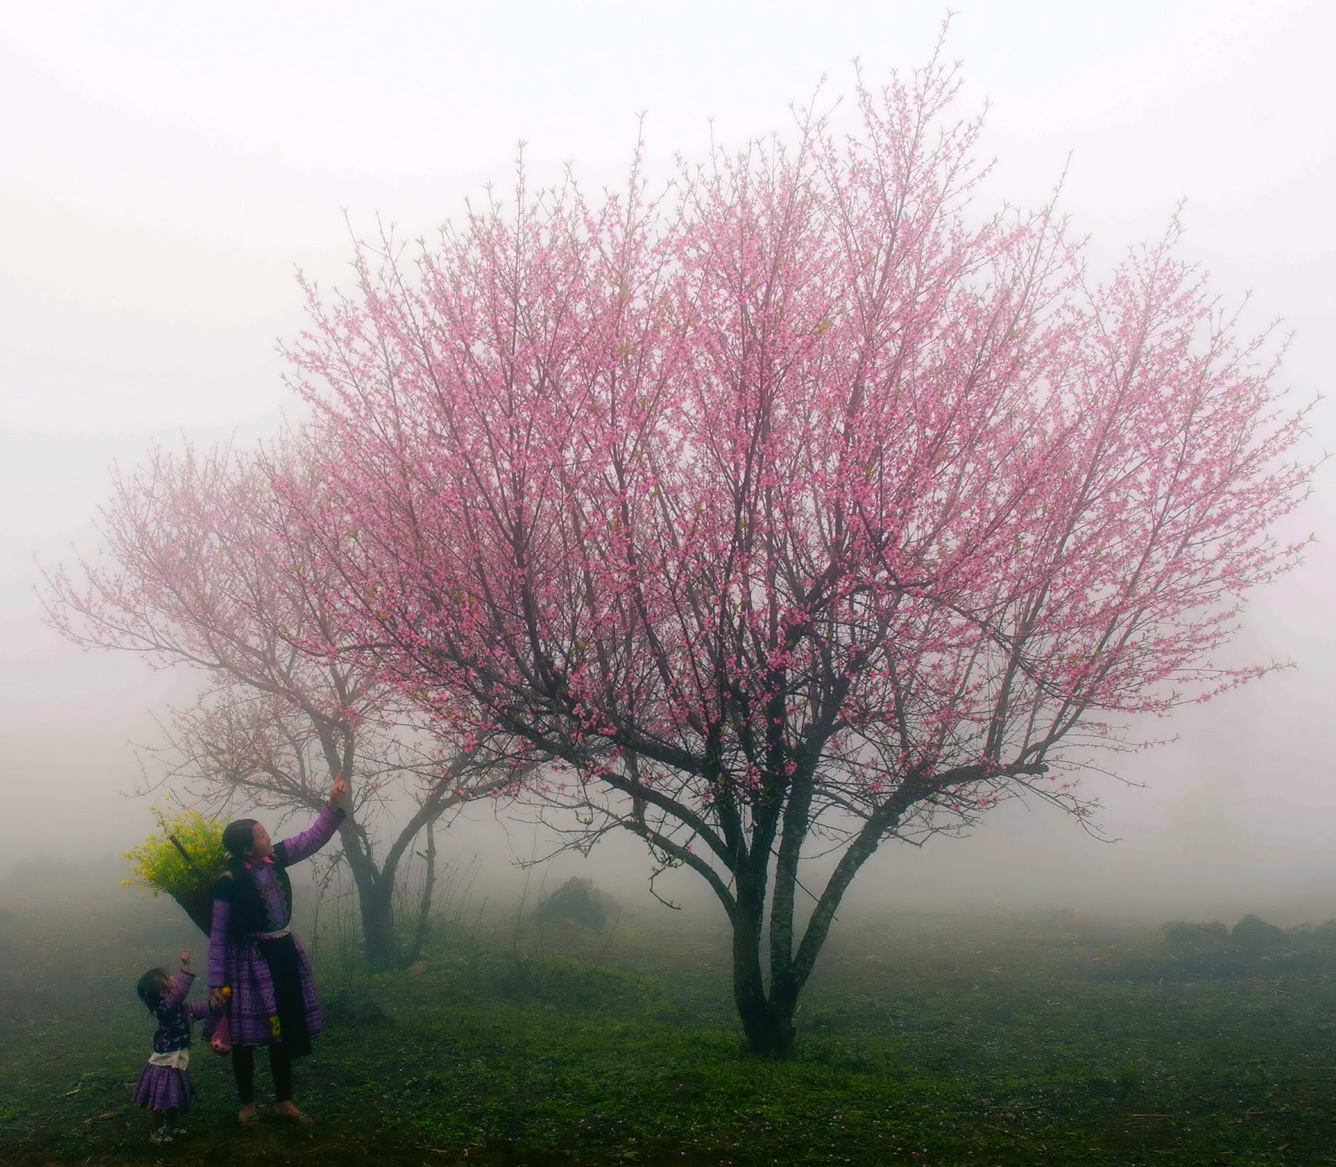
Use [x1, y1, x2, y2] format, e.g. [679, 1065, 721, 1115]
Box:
[3, 1, 1334, 927]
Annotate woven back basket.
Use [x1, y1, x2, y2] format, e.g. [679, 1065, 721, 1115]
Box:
[166, 835, 224, 936]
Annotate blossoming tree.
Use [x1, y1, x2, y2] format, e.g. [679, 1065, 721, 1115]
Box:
[286, 57, 1313, 1052]
[45, 438, 518, 969]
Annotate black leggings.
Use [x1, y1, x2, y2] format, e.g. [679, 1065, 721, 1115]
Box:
[232, 1044, 294, 1105]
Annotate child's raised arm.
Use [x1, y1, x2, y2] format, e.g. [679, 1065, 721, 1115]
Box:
[158, 960, 196, 1013]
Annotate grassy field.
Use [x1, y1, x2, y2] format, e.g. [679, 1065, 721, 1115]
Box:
[3, 873, 1336, 1166]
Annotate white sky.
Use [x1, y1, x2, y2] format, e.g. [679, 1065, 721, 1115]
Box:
[2, 0, 1334, 922]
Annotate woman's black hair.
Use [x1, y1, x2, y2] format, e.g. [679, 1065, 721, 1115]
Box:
[222, 818, 260, 858]
[136, 967, 170, 1013]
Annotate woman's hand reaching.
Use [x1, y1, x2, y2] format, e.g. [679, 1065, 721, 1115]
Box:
[328, 772, 350, 811]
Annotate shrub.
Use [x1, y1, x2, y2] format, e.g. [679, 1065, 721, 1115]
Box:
[1161, 920, 1229, 948]
[1232, 914, 1287, 952]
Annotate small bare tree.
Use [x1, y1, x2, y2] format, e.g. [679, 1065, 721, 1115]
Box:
[45, 437, 524, 969]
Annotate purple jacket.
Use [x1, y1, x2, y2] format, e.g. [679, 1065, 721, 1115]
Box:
[208, 806, 342, 988]
[151, 969, 211, 1054]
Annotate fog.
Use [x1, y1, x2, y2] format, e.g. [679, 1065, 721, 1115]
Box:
[3, 0, 1335, 930]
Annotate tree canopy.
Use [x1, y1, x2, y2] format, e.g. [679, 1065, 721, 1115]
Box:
[83, 52, 1315, 1054]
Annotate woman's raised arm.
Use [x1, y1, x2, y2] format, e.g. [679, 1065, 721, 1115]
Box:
[277, 774, 349, 865]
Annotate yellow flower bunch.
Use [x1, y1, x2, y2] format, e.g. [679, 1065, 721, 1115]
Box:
[125, 806, 227, 899]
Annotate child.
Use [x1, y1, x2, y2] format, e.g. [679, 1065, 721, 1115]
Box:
[132, 952, 210, 1144]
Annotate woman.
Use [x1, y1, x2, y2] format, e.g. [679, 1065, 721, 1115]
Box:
[208, 775, 348, 1126]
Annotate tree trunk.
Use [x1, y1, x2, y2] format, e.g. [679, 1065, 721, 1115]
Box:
[731, 892, 797, 1058]
[734, 988, 796, 1058]
[337, 819, 399, 971]
[359, 880, 398, 972]
[407, 820, 437, 964]
[729, 793, 902, 1058]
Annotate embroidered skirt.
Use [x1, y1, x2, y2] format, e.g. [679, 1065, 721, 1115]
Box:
[220, 931, 324, 1054]
[132, 1064, 195, 1111]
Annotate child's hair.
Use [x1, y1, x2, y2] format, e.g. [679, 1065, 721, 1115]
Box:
[136, 967, 171, 1013]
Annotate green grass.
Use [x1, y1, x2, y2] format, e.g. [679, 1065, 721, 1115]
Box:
[3, 891, 1336, 1165]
